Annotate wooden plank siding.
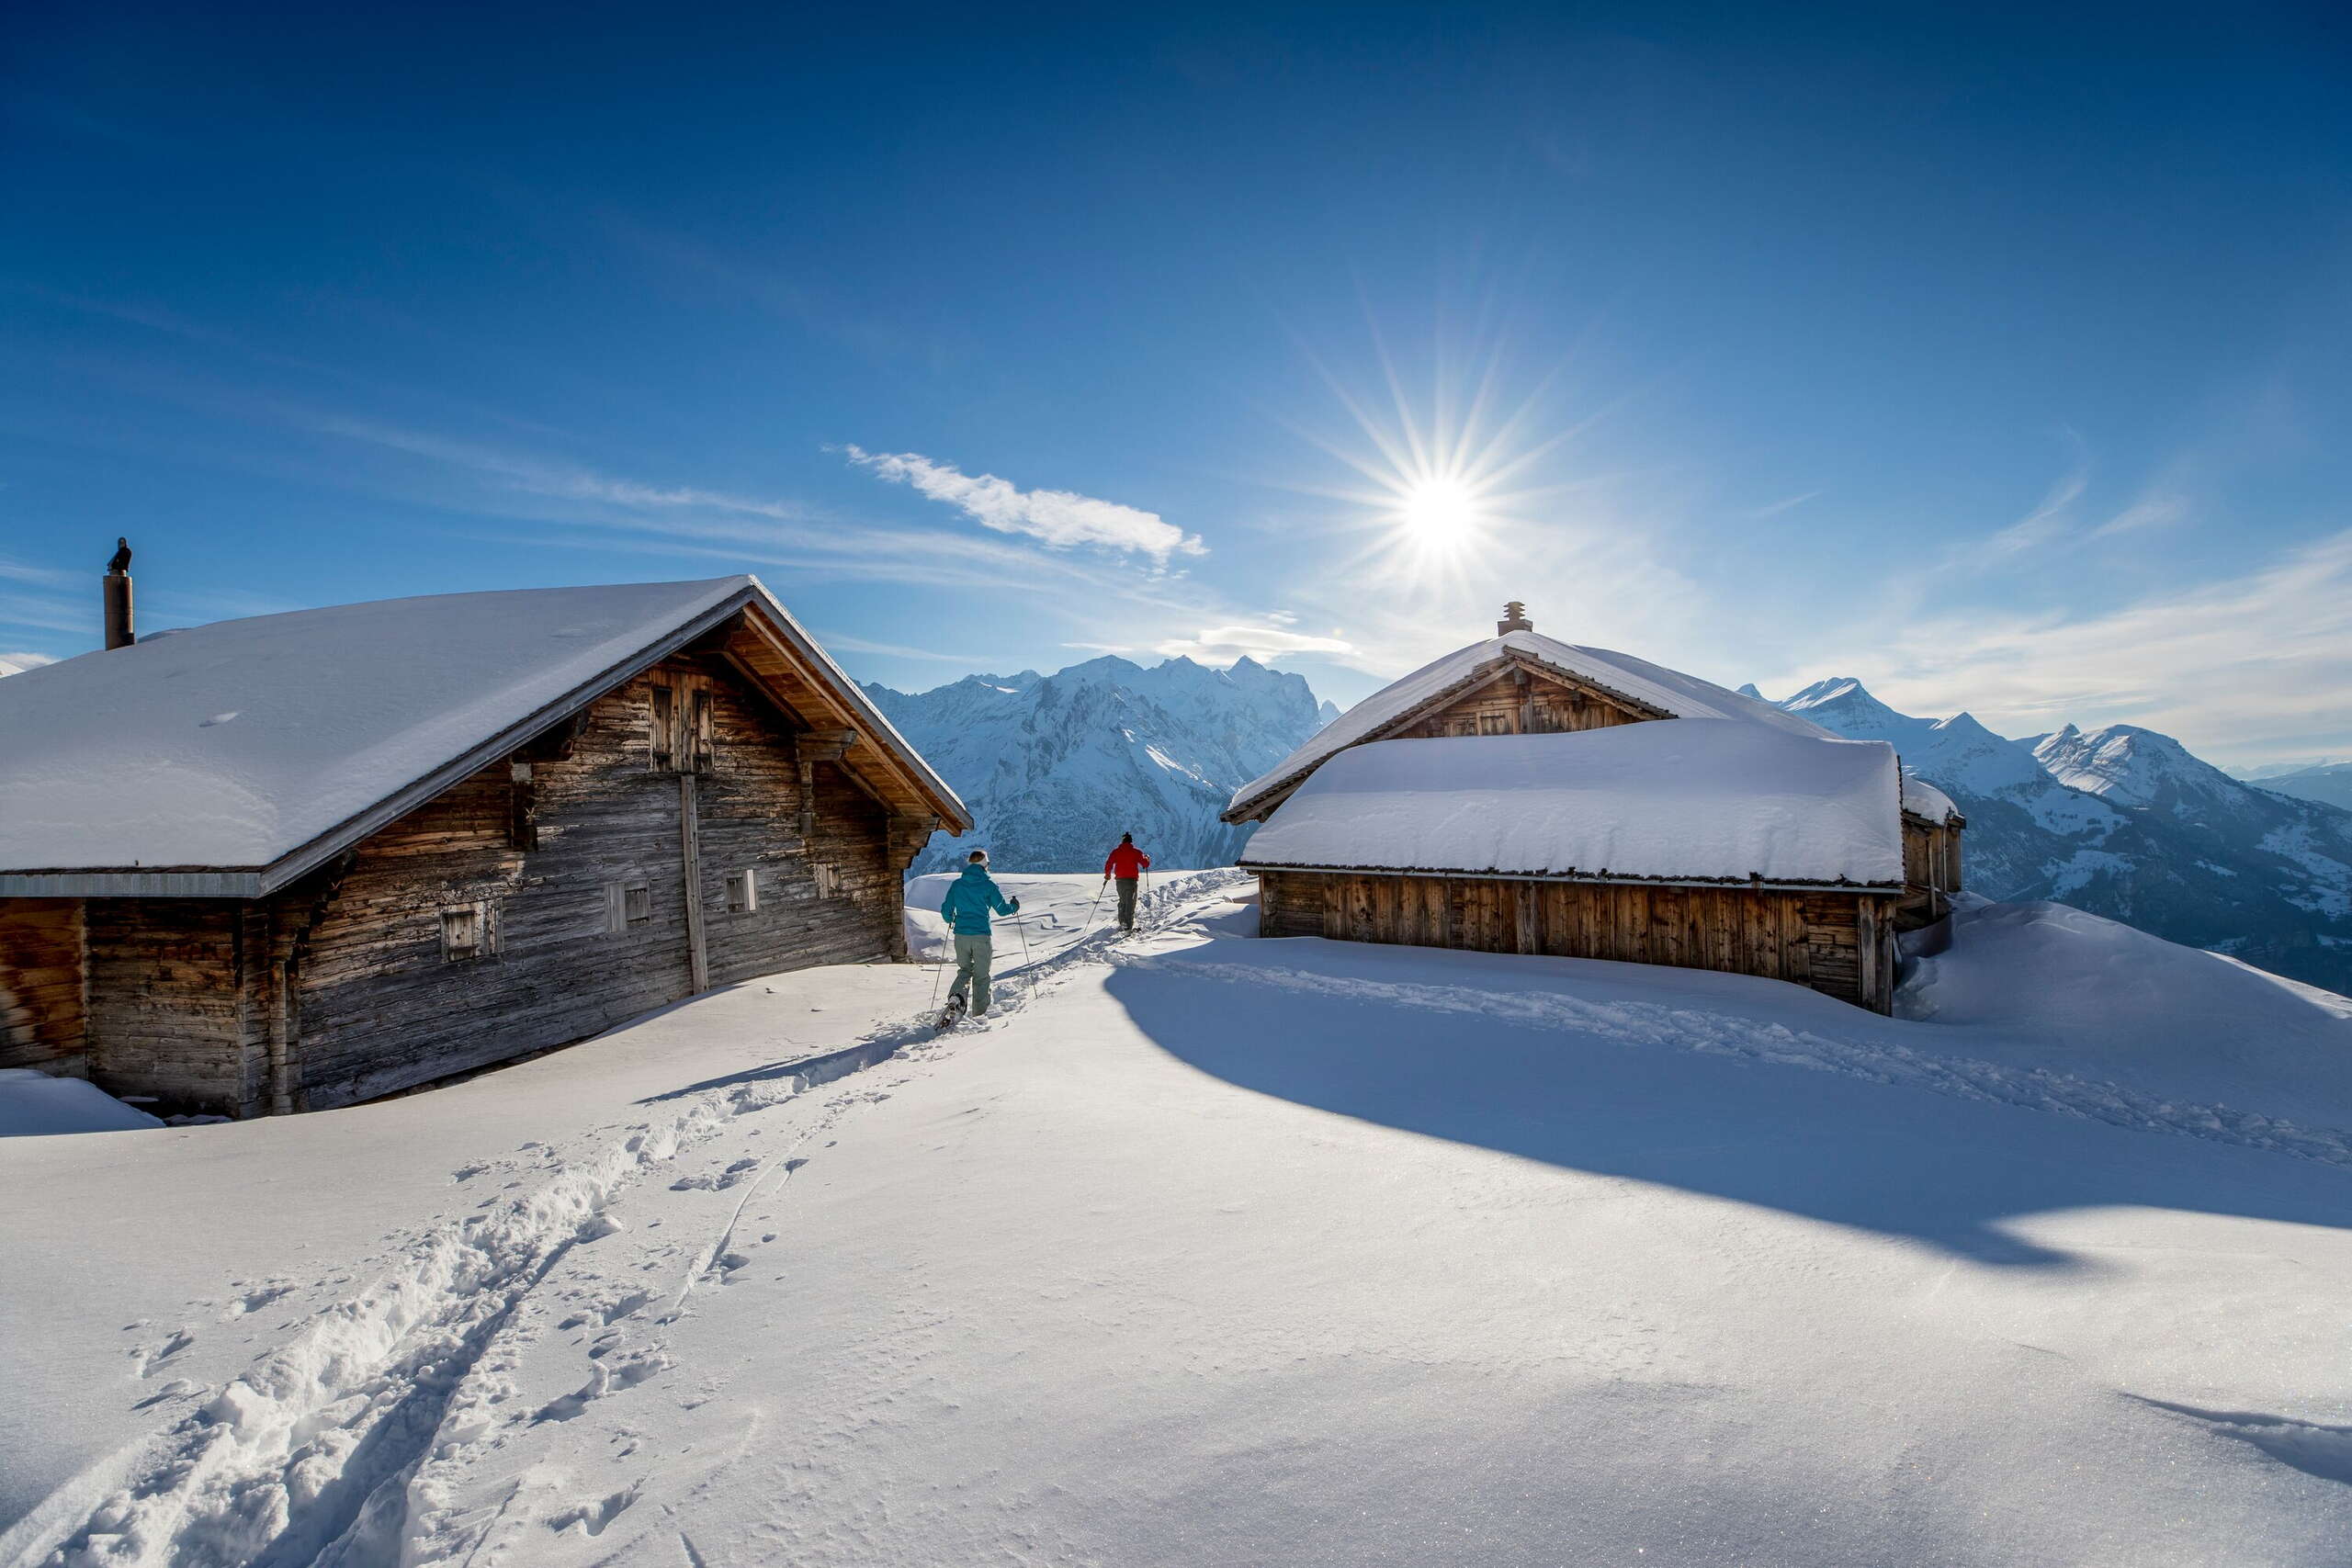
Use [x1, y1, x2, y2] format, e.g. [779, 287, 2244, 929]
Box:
[277, 651, 902, 1112]
[1390, 666, 1652, 740]
[17, 646, 922, 1118]
[0, 898, 86, 1075]
[84, 899, 266, 1113]
[1895, 812, 1965, 931]
[1257, 868, 1900, 1012]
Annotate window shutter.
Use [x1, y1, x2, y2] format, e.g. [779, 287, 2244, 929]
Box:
[650, 685, 675, 771]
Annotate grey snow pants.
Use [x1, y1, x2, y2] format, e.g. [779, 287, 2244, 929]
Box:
[1115, 877, 1139, 931]
[948, 932, 994, 1013]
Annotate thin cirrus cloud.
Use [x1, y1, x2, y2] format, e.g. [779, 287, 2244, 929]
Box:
[1851, 525, 2352, 762]
[1155, 624, 1358, 663]
[843, 446, 1205, 563]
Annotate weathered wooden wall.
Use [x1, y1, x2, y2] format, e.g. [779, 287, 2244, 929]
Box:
[1895, 814, 1965, 931]
[0, 898, 86, 1074]
[1257, 869, 1897, 1011]
[83, 899, 268, 1113]
[695, 665, 895, 986]
[1391, 666, 1650, 739]
[280, 650, 902, 1111]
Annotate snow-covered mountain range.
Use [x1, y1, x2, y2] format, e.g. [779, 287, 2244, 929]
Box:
[862, 655, 1338, 876]
[871, 649, 2352, 994]
[1772, 678, 2352, 994]
[2256, 761, 2352, 813]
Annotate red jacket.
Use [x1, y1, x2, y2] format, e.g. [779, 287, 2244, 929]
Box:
[1103, 844, 1150, 880]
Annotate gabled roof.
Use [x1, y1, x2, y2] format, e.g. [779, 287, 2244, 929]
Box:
[1238, 721, 1905, 890]
[0, 576, 968, 896]
[1225, 629, 1833, 821]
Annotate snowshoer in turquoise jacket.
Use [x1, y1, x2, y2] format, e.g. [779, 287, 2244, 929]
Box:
[939, 852, 1018, 1015]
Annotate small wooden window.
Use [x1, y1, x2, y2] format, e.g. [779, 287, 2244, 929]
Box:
[606, 879, 653, 932]
[812, 863, 841, 899]
[441, 904, 486, 962]
[687, 688, 715, 774]
[724, 868, 757, 913]
[649, 687, 675, 771]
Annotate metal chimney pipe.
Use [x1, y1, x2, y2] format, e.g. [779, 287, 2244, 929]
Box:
[104, 536, 134, 649]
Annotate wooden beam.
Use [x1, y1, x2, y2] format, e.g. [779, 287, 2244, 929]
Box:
[680, 773, 709, 993]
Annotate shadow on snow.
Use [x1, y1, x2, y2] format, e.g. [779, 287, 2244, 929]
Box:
[1102, 935, 2352, 1269]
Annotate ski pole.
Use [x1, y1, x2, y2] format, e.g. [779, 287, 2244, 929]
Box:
[1071, 879, 1107, 947]
[1013, 909, 1034, 967]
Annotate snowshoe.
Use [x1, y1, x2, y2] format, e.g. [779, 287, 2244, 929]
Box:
[936, 994, 967, 1032]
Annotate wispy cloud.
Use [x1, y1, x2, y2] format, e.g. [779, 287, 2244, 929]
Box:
[843, 446, 1205, 563]
[811, 631, 989, 664]
[1849, 527, 2352, 762]
[0, 650, 59, 671]
[0, 554, 80, 589]
[1747, 489, 1825, 519]
[1982, 432, 2090, 558]
[1154, 624, 1357, 663]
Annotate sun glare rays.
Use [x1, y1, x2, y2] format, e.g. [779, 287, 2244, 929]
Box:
[1273, 326, 1600, 589]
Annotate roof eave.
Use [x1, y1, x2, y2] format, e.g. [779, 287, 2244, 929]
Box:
[1237, 860, 1905, 895]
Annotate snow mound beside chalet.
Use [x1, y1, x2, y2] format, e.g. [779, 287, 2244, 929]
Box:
[1900, 897, 2352, 1126]
[1242, 720, 1904, 886]
[0, 1068, 164, 1137]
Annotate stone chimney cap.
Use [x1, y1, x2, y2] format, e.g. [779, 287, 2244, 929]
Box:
[1497, 601, 1532, 635]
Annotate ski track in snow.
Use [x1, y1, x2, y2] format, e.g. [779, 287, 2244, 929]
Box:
[25, 866, 2336, 1568]
[0, 870, 1244, 1568]
[1123, 949, 2352, 1172]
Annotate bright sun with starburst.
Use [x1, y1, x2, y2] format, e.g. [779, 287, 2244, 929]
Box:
[1277, 332, 1583, 583]
[1399, 475, 1480, 542]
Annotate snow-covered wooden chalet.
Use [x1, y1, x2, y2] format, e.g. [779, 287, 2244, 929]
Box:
[0, 575, 969, 1116]
[1223, 604, 1965, 1012]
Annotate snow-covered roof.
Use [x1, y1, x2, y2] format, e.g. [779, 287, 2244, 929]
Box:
[1238, 720, 1905, 888]
[0, 576, 968, 896]
[1902, 774, 1960, 823]
[1227, 630, 1833, 819]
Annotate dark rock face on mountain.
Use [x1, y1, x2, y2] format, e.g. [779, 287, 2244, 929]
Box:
[1777, 680, 2352, 995]
[864, 655, 1333, 876]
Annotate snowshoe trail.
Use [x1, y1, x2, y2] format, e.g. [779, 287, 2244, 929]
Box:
[1, 873, 1252, 1568]
[0, 1043, 958, 1568]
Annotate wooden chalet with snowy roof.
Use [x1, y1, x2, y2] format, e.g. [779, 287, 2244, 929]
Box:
[1224, 604, 1965, 1012]
[0, 571, 969, 1117]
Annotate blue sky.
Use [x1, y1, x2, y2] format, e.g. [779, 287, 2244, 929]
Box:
[6, 3, 2349, 765]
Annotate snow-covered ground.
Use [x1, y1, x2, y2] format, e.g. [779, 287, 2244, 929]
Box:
[6, 877, 2351, 1565]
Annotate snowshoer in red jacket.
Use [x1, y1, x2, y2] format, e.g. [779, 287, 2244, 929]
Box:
[1103, 833, 1150, 932]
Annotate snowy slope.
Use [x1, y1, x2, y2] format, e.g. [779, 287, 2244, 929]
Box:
[865, 654, 1329, 874]
[0, 1069, 164, 1137]
[1777, 678, 2352, 994]
[4, 879, 2351, 1565]
[2035, 723, 2257, 816]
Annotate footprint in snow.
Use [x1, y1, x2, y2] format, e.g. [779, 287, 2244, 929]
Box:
[130, 1329, 193, 1377]
[226, 1284, 293, 1317]
[546, 1486, 639, 1538]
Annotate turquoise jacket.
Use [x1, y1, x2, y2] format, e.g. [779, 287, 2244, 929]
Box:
[938, 863, 1018, 935]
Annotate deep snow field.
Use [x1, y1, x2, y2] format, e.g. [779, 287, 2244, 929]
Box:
[5, 873, 2351, 1566]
